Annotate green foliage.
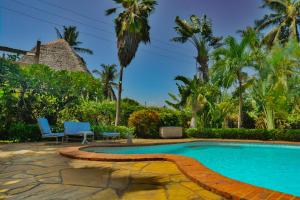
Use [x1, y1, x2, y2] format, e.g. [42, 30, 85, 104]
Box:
[4, 123, 41, 142]
[93, 64, 117, 101]
[58, 101, 115, 125]
[0, 60, 104, 128]
[93, 125, 135, 139]
[186, 128, 300, 142]
[158, 109, 180, 127]
[128, 109, 160, 138]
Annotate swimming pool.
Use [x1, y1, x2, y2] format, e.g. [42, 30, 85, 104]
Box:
[84, 142, 300, 196]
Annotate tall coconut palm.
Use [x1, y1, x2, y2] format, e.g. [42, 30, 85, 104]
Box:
[171, 15, 222, 82]
[93, 64, 118, 101]
[255, 0, 300, 46]
[106, 0, 157, 126]
[212, 35, 252, 128]
[55, 26, 93, 55]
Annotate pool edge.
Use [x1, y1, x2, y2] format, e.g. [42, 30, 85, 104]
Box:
[59, 142, 300, 200]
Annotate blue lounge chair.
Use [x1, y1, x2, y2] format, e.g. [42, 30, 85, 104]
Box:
[37, 118, 64, 143]
[64, 121, 94, 144]
[102, 132, 120, 140]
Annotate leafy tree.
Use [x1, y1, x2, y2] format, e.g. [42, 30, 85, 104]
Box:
[255, 0, 300, 46]
[106, 0, 157, 125]
[93, 64, 118, 101]
[172, 15, 222, 81]
[55, 26, 93, 55]
[212, 35, 252, 128]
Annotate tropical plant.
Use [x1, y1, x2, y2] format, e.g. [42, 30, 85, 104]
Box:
[215, 94, 236, 128]
[212, 35, 252, 128]
[251, 40, 300, 129]
[106, 0, 157, 126]
[171, 15, 222, 81]
[167, 76, 219, 129]
[55, 26, 93, 55]
[255, 0, 300, 46]
[93, 64, 118, 101]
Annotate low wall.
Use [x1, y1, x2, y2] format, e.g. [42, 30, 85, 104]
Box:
[159, 127, 183, 138]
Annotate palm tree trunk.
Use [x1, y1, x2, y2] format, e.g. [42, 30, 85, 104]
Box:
[197, 56, 209, 82]
[190, 112, 197, 128]
[237, 72, 243, 129]
[115, 65, 124, 126]
[264, 105, 275, 130]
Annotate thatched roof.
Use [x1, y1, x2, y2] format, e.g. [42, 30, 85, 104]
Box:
[20, 39, 89, 72]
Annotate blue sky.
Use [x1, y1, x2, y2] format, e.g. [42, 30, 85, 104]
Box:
[0, 0, 266, 105]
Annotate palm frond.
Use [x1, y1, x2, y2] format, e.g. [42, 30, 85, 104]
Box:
[106, 8, 117, 15]
[55, 27, 63, 39]
[73, 47, 93, 55]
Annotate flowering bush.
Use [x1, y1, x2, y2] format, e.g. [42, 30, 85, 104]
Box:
[128, 109, 160, 138]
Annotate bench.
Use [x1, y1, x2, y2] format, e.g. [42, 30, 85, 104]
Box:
[64, 121, 94, 144]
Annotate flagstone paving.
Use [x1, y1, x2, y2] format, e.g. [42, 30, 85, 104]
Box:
[0, 142, 225, 200]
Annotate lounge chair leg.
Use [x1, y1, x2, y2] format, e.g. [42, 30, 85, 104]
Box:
[82, 133, 87, 144]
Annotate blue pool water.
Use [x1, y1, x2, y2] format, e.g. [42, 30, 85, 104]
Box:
[84, 142, 300, 196]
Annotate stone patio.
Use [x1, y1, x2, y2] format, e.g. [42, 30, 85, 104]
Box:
[0, 141, 224, 200]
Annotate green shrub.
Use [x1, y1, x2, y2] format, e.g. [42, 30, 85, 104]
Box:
[93, 125, 135, 139]
[186, 128, 300, 142]
[159, 109, 180, 127]
[128, 109, 160, 138]
[7, 123, 41, 142]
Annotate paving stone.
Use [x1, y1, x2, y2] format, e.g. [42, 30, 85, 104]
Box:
[0, 178, 37, 193]
[11, 174, 34, 179]
[122, 184, 167, 200]
[84, 188, 119, 200]
[69, 160, 113, 169]
[9, 184, 100, 200]
[61, 168, 110, 188]
[38, 177, 61, 184]
[166, 183, 200, 200]
[6, 183, 38, 195]
[142, 162, 180, 175]
[170, 174, 190, 182]
[109, 169, 130, 190]
[180, 182, 223, 200]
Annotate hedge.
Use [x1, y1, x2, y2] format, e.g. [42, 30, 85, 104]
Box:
[0, 123, 41, 142]
[186, 128, 300, 142]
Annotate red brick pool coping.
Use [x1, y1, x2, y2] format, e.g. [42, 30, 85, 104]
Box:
[59, 141, 300, 200]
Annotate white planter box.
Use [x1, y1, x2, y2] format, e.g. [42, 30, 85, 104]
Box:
[159, 127, 183, 139]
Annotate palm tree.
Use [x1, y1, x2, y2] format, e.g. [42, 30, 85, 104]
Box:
[255, 0, 300, 46]
[55, 26, 93, 55]
[171, 15, 222, 82]
[167, 76, 209, 128]
[106, 0, 157, 126]
[212, 35, 252, 128]
[93, 64, 118, 101]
